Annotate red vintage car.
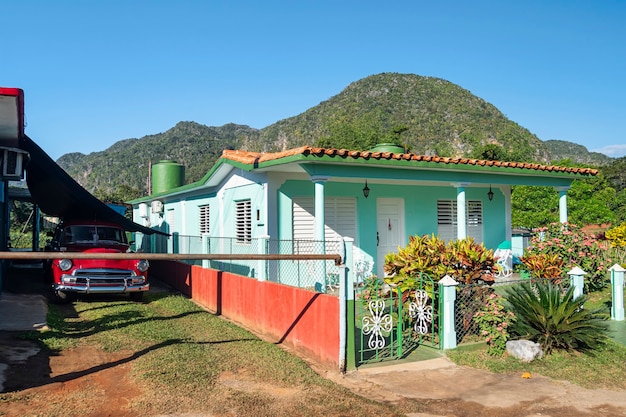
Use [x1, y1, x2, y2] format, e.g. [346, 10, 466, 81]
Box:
[45, 220, 149, 302]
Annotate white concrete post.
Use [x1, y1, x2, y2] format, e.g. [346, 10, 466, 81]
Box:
[258, 235, 270, 281]
[567, 266, 586, 300]
[339, 237, 354, 371]
[201, 233, 210, 269]
[439, 275, 459, 349]
[610, 264, 625, 321]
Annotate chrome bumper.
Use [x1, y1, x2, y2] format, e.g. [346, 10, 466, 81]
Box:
[55, 275, 149, 294]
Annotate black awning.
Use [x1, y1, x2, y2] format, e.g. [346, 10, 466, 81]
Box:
[19, 135, 164, 235]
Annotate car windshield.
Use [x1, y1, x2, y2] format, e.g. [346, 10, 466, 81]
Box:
[63, 226, 125, 244]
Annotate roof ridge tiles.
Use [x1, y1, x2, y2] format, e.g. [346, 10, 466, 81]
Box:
[220, 145, 598, 176]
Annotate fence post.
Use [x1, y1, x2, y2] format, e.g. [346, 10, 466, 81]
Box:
[257, 235, 270, 281]
[438, 275, 459, 350]
[341, 237, 355, 372]
[610, 264, 625, 321]
[201, 233, 210, 268]
[567, 266, 586, 300]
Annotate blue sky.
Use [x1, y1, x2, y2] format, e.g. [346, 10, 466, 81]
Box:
[2, 1, 625, 160]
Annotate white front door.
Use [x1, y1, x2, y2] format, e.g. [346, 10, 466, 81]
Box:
[376, 198, 405, 277]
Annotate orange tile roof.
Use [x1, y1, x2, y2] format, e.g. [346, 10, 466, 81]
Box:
[222, 146, 598, 176]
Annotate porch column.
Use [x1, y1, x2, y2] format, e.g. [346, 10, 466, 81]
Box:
[555, 186, 570, 224]
[501, 185, 512, 242]
[312, 176, 329, 292]
[452, 183, 469, 240]
[312, 176, 329, 242]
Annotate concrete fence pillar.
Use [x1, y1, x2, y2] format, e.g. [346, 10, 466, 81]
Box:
[201, 233, 210, 269]
[341, 237, 355, 372]
[610, 264, 625, 321]
[439, 275, 459, 350]
[257, 235, 270, 282]
[567, 266, 586, 300]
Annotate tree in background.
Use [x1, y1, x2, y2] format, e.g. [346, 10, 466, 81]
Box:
[567, 175, 616, 226]
[511, 186, 559, 229]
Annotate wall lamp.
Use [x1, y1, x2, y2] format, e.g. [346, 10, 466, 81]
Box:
[363, 180, 370, 198]
[487, 185, 494, 201]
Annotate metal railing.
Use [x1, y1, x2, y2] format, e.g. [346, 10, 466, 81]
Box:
[139, 233, 346, 293]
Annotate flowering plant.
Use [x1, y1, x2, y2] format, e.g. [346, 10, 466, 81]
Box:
[525, 222, 610, 291]
[473, 293, 515, 356]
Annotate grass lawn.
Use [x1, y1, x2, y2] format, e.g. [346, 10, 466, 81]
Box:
[448, 284, 626, 391]
[21, 291, 407, 417]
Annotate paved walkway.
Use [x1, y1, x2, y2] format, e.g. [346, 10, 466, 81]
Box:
[0, 263, 49, 331]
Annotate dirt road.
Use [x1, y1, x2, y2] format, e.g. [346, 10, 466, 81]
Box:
[2, 331, 625, 417]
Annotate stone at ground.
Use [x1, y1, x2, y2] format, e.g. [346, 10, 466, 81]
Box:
[506, 339, 544, 362]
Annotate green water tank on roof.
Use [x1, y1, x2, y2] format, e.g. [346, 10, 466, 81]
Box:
[370, 143, 406, 153]
[152, 160, 185, 195]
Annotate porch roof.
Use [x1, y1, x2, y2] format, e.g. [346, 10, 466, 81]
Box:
[221, 146, 598, 177]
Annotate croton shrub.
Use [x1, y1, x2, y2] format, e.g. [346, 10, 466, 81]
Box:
[383, 234, 496, 288]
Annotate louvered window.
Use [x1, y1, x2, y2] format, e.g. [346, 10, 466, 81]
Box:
[199, 204, 210, 234]
[437, 199, 483, 242]
[292, 197, 357, 253]
[235, 200, 252, 243]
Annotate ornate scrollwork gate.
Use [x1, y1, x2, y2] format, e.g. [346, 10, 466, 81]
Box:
[356, 273, 439, 365]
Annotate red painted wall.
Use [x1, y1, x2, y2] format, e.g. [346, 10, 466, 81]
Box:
[150, 261, 340, 368]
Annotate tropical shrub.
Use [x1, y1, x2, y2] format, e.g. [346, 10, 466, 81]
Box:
[446, 238, 496, 284]
[473, 292, 515, 356]
[519, 253, 564, 281]
[606, 222, 626, 247]
[506, 280, 608, 354]
[384, 235, 495, 287]
[524, 222, 611, 291]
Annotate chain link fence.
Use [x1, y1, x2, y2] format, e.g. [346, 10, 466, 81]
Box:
[455, 277, 573, 345]
[149, 233, 343, 293]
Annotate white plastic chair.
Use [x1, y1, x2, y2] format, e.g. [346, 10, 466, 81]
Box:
[493, 248, 513, 278]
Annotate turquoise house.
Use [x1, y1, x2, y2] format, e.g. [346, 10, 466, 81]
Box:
[131, 144, 597, 280]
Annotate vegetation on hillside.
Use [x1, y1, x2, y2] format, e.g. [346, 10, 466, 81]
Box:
[49, 72, 624, 230]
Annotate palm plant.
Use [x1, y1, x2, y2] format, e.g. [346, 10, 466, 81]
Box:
[505, 281, 608, 354]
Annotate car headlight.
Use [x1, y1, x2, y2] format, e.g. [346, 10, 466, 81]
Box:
[136, 259, 149, 272]
[58, 259, 73, 271]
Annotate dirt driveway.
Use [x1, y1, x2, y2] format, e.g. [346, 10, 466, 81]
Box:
[1, 329, 626, 417]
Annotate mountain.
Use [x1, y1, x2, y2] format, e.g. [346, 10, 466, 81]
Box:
[57, 122, 258, 194]
[56, 73, 610, 197]
[259, 73, 551, 162]
[543, 140, 613, 166]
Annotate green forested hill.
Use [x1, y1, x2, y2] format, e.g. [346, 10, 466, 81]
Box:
[259, 73, 550, 162]
[544, 140, 613, 166]
[57, 122, 258, 195]
[56, 73, 612, 197]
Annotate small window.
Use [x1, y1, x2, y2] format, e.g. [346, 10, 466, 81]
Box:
[199, 204, 210, 234]
[235, 199, 252, 243]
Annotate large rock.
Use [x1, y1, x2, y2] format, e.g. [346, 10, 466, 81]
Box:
[506, 340, 544, 362]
